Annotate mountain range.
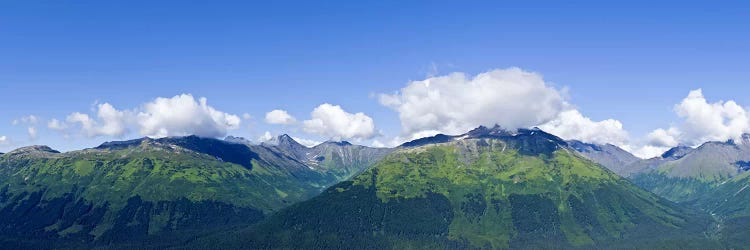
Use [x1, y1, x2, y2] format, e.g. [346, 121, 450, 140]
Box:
[191, 126, 715, 249]
[570, 134, 750, 248]
[0, 135, 388, 248]
[1, 127, 749, 248]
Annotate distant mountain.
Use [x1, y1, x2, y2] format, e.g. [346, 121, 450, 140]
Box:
[567, 140, 640, 176]
[629, 135, 750, 203]
[566, 137, 750, 203]
[0, 135, 387, 248]
[621, 134, 750, 248]
[513, 133, 750, 248]
[191, 126, 716, 249]
[261, 134, 311, 159]
[3, 145, 61, 156]
[263, 134, 393, 182]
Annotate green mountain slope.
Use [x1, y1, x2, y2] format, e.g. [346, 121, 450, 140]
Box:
[517, 134, 750, 248]
[686, 170, 750, 248]
[192, 128, 716, 249]
[0, 136, 360, 248]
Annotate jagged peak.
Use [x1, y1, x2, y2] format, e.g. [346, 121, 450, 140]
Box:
[278, 134, 300, 144]
[465, 125, 511, 138]
[401, 125, 569, 149]
[262, 134, 309, 149]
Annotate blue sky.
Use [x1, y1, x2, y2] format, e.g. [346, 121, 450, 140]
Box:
[2, 1, 750, 157]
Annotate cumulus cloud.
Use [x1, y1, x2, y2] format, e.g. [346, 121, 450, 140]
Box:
[377, 67, 643, 151]
[543, 89, 750, 159]
[645, 128, 680, 148]
[302, 103, 377, 141]
[673, 89, 750, 144]
[0, 135, 8, 145]
[639, 89, 750, 154]
[380, 67, 566, 139]
[627, 89, 750, 159]
[621, 128, 683, 159]
[258, 131, 274, 142]
[264, 109, 296, 125]
[137, 94, 241, 138]
[624, 145, 666, 159]
[539, 109, 629, 147]
[291, 136, 322, 147]
[50, 94, 240, 139]
[371, 140, 386, 148]
[64, 103, 131, 138]
[376, 68, 750, 159]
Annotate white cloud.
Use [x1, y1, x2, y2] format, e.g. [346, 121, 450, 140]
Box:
[302, 103, 377, 141]
[0, 135, 8, 145]
[631, 145, 672, 159]
[291, 136, 322, 147]
[258, 131, 274, 142]
[242, 113, 253, 120]
[539, 109, 629, 147]
[65, 103, 130, 138]
[371, 140, 386, 148]
[628, 89, 750, 159]
[673, 89, 750, 145]
[96, 103, 129, 137]
[137, 94, 241, 138]
[376, 69, 750, 160]
[380, 67, 566, 139]
[378, 67, 645, 151]
[645, 128, 680, 148]
[50, 94, 240, 139]
[264, 109, 296, 125]
[640, 89, 750, 154]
